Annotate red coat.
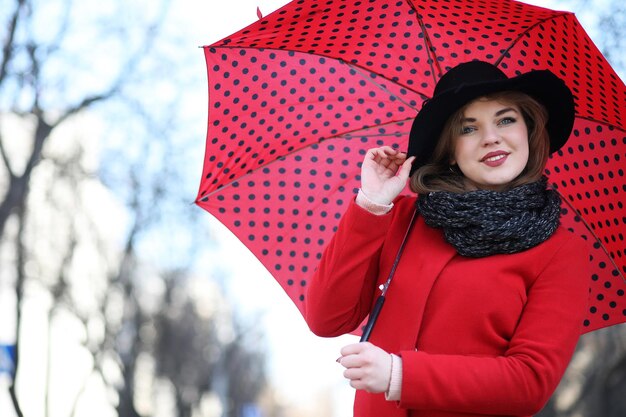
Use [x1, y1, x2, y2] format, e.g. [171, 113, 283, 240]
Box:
[305, 196, 590, 417]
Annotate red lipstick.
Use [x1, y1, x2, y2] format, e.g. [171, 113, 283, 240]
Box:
[481, 151, 509, 167]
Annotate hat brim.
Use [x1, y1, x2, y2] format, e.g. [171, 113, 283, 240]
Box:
[407, 70, 575, 173]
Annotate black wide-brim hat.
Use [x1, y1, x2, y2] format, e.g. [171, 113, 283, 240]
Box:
[407, 60, 575, 174]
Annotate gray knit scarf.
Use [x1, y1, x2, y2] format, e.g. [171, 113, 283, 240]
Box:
[417, 177, 561, 257]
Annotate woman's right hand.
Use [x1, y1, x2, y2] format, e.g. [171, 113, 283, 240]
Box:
[337, 342, 393, 394]
[360, 146, 415, 205]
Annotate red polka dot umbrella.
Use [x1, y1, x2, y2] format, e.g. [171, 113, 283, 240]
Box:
[196, 0, 626, 333]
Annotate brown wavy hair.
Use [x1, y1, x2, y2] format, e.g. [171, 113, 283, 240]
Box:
[410, 91, 550, 194]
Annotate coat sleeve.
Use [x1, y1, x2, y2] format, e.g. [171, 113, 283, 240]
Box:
[398, 233, 590, 416]
[304, 198, 394, 337]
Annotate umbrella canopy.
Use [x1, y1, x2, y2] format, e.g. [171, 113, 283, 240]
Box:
[196, 0, 626, 333]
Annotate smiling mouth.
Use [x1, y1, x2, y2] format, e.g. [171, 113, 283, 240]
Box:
[481, 152, 510, 167]
[483, 154, 507, 163]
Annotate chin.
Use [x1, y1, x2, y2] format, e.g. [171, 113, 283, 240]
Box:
[473, 178, 517, 191]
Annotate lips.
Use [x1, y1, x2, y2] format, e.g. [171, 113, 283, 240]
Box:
[481, 151, 509, 167]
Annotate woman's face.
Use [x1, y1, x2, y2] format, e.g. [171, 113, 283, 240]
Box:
[451, 98, 529, 191]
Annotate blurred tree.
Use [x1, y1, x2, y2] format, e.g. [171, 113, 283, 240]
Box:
[154, 276, 218, 417]
[153, 272, 268, 417]
[0, 1, 274, 417]
[0, 0, 165, 413]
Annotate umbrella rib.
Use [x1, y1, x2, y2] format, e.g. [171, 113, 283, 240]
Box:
[210, 44, 430, 108]
[340, 60, 427, 111]
[494, 11, 572, 67]
[408, 1, 442, 82]
[575, 115, 626, 133]
[343, 132, 409, 138]
[197, 118, 414, 201]
[551, 186, 626, 282]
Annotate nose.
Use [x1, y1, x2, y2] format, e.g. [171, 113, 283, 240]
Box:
[481, 126, 501, 146]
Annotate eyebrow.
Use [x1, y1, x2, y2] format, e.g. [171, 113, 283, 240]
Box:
[461, 107, 519, 123]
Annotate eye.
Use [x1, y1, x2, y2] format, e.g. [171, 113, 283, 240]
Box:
[499, 117, 516, 125]
[460, 125, 476, 135]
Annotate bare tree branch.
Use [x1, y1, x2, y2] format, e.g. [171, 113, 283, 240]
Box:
[53, 91, 118, 128]
[0, 127, 15, 178]
[8, 199, 27, 417]
[0, 116, 52, 238]
[0, 0, 26, 85]
[53, 0, 171, 128]
[39, 0, 74, 59]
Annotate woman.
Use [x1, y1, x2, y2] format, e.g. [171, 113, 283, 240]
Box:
[304, 61, 590, 417]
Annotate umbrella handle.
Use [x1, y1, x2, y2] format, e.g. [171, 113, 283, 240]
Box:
[358, 208, 419, 343]
[360, 295, 385, 342]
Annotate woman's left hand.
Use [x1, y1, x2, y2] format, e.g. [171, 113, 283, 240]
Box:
[337, 342, 392, 393]
[360, 146, 415, 205]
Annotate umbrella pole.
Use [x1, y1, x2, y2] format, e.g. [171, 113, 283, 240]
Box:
[360, 295, 386, 342]
[360, 209, 419, 342]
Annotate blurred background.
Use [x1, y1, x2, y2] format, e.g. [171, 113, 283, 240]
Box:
[0, 1, 624, 416]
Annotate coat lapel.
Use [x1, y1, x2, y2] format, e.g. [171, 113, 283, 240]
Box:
[372, 216, 457, 350]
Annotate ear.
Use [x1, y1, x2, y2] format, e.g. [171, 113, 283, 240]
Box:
[449, 150, 457, 166]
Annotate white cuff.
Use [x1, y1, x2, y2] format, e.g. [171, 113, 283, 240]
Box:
[356, 189, 394, 215]
[385, 354, 402, 401]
